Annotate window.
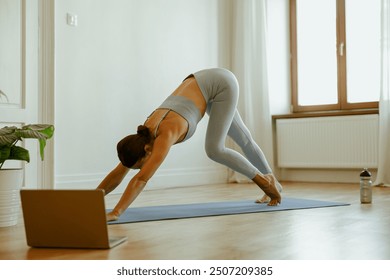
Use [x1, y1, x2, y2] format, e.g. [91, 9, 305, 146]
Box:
[290, 0, 380, 112]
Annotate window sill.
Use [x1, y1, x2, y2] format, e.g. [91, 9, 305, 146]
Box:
[272, 108, 379, 120]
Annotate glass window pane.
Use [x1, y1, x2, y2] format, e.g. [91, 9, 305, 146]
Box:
[345, 0, 381, 103]
[296, 0, 338, 106]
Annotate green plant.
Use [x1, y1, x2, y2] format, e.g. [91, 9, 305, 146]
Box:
[0, 124, 54, 169]
[0, 90, 54, 168]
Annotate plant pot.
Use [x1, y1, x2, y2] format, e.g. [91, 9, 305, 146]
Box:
[0, 169, 24, 227]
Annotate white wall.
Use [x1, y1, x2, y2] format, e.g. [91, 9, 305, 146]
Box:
[55, 0, 231, 191]
[54, 0, 367, 188]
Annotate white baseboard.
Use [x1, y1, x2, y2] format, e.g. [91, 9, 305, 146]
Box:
[55, 166, 228, 193]
[277, 168, 377, 184]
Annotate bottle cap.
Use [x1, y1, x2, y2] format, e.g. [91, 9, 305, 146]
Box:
[360, 168, 371, 177]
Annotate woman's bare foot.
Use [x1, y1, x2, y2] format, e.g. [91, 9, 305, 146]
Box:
[256, 194, 271, 204]
[256, 177, 283, 204]
[253, 174, 282, 206]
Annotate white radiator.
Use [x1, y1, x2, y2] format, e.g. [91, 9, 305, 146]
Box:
[276, 114, 379, 169]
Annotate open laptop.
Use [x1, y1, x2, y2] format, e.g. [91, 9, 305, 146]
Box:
[20, 189, 127, 249]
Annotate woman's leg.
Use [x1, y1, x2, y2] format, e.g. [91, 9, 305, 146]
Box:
[204, 82, 258, 179]
[227, 110, 283, 203]
[227, 111, 272, 174]
[205, 105, 259, 179]
[204, 78, 281, 205]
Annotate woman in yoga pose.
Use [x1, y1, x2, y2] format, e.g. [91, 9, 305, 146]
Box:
[98, 68, 282, 221]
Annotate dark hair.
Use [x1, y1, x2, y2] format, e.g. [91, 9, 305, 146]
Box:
[117, 125, 152, 168]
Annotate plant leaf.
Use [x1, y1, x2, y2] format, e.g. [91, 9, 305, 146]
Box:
[17, 128, 44, 140]
[8, 146, 30, 163]
[23, 124, 54, 136]
[0, 126, 19, 146]
[17, 124, 54, 140]
[20, 124, 54, 160]
[38, 138, 47, 160]
[0, 146, 11, 162]
[37, 125, 55, 139]
[0, 124, 53, 167]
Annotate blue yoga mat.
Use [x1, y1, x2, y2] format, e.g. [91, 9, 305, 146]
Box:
[107, 197, 349, 224]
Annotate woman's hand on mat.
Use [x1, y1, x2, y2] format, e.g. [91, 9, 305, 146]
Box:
[106, 211, 119, 222]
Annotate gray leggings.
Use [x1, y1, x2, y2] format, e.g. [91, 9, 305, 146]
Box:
[194, 68, 272, 179]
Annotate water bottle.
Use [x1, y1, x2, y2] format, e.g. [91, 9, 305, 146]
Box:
[360, 168, 372, 204]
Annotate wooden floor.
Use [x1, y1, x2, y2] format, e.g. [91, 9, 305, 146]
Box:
[1, 182, 389, 260]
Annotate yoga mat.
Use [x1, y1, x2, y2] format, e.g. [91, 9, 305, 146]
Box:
[107, 197, 349, 225]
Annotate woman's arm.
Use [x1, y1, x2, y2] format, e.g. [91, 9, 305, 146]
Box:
[106, 176, 147, 221]
[97, 163, 129, 194]
[106, 134, 175, 221]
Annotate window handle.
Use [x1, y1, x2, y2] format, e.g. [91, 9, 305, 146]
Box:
[339, 42, 344, 56]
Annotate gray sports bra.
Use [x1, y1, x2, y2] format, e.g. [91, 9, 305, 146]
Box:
[153, 95, 202, 142]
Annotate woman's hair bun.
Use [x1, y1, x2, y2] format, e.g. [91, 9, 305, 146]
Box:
[137, 125, 151, 140]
